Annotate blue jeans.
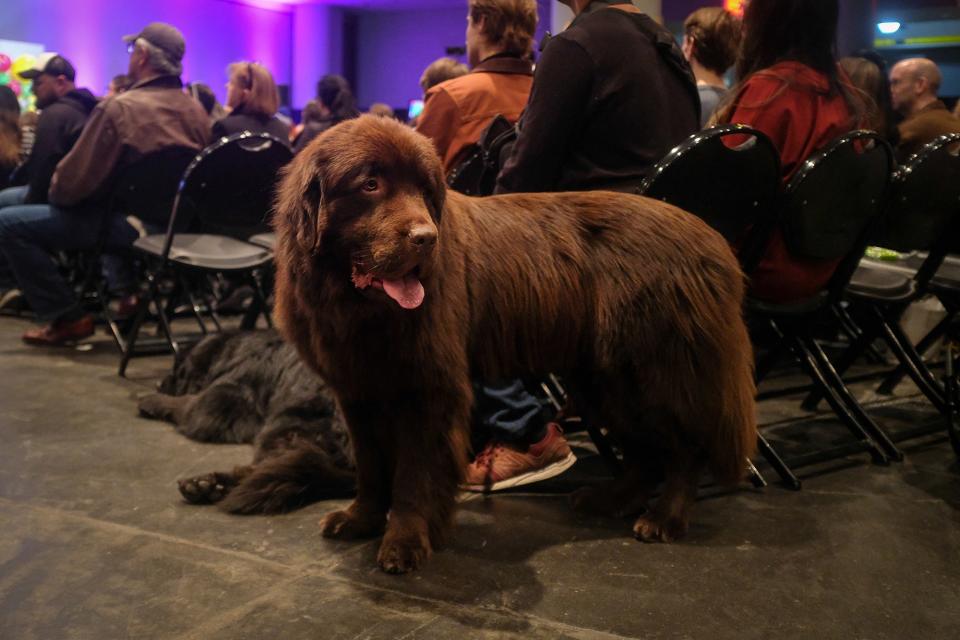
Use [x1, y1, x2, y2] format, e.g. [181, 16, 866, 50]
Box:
[0, 185, 28, 209]
[473, 378, 553, 445]
[0, 203, 139, 321]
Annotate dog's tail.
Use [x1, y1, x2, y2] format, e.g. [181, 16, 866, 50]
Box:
[219, 441, 355, 514]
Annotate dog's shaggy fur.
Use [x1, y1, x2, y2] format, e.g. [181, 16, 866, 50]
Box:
[273, 115, 757, 573]
[137, 330, 354, 513]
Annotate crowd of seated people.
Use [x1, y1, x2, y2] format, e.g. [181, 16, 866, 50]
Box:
[0, 1, 958, 486]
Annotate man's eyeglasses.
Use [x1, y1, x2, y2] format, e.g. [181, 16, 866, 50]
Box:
[126, 41, 137, 55]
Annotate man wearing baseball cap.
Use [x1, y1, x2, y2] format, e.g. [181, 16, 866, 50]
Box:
[0, 22, 210, 346]
[1, 53, 98, 208]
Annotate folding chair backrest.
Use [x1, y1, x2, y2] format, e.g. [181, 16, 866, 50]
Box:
[172, 132, 294, 239]
[639, 124, 781, 273]
[878, 133, 960, 254]
[110, 146, 198, 230]
[781, 130, 895, 261]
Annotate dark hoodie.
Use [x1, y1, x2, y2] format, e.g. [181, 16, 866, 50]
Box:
[14, 88, 98, 204]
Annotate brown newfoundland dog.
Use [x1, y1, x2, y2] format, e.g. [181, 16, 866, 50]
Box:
[273, 115, 756, 573]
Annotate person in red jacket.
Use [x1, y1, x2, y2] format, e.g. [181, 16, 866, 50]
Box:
[717, 0, 864, 304]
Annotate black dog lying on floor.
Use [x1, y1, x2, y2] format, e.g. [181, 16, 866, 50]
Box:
[138, 330, 355, 513]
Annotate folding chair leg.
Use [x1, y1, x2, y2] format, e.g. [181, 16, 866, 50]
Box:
[878, 311, 954, 394]
[181, 274, 209, 335]
[242, 270, 272, 331]
[945, 335, 960, 458]
[796, 335, 902, 462]
[800, 314, 880, 411]
[756, 432, 801, 490]
[746, 458, 768, 488]
[583, 420, 623, 478]
[879, 316, 948, 412]
[118, 276, 156, 377]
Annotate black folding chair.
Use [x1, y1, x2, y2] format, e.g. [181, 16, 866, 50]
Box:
[640, 124, 783, 274]
[119, 132, 293, 376]
[801, 134, 960, 431]
[749, 131, 900, 488]
[76, 145, 198, 352]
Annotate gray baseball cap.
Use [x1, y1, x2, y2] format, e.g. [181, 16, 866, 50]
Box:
[123, 22, 186, 64]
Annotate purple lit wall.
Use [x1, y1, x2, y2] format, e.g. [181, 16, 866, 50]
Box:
[292, 3, 344, 109]
[1, 0, 293, 102]
[353, 1, 553, 109]
[353, 7, 467, 109]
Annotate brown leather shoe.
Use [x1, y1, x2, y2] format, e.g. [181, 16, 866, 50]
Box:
[22, 314, 95, 346]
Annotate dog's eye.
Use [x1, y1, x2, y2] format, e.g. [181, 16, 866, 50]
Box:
[361, 178, 379, 193]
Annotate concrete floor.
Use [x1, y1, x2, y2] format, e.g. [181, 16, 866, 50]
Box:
[0, 315, 958, 640]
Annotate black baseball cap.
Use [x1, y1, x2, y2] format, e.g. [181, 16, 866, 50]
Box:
[123, 22, 186, 64]
[19, 53, 77, 82]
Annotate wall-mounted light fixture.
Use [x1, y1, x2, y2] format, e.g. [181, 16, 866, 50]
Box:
[877, 21, 902, 35]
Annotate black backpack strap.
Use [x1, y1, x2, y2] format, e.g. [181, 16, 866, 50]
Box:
[447, 115, 518, 197]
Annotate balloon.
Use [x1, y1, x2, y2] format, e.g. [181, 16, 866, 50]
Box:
[0, 71, 9, 85]
[9, 80, 20, 96]
[0, 54, 11, 73]
[11, 54, 35, 81]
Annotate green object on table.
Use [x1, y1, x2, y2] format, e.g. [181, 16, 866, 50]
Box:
[865, 246, 902, 261]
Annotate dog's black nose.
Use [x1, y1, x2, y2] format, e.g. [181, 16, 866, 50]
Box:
[409, 226, 437, 248]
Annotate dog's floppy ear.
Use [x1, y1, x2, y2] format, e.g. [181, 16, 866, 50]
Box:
[274, 147, 327, 254]
[420, 146, 447, 223]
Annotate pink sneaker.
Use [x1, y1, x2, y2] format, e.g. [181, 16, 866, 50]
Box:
[462, 423, 577, 492]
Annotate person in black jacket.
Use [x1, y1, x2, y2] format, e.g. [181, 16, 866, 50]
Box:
[0, 54, 97, 208]
[212, 61, 289, 142]
[496, 0, 699, 193]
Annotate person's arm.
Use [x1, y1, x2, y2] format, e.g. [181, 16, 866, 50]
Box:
[49, 103, 123, 207]
[415, 87, 460, 171]
[19, 109, 64, 203]
[495, 36, 593, 194]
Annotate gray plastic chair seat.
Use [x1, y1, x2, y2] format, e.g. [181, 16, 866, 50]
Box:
[874, 251, 960, 288]
[847, 262, 915, 301]
[248, 232, 277, 251]
[134, 233, 273, 271]
[929, 254, 960, 288]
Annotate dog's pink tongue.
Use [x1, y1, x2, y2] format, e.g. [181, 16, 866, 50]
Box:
[381, 274, 425, 310]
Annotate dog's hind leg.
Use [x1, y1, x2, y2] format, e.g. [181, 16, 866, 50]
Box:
[178, 466, 252, 505]
[570, 456, 661, 518]
[632, 451, 703, 543]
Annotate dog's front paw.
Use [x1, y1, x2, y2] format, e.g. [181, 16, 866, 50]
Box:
[632, 513, 688, 543]
[319, 508, 384, 539]
[377, 533, 432, 574]
[178, 473, 230, 504]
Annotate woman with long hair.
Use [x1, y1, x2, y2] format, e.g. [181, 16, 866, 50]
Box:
[0, 86, 21, 191]
[840, 52, 900, 146]
[213, 61, 290, 142]
[717, 0, 865, 303]
[293, 74, 359, 153]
